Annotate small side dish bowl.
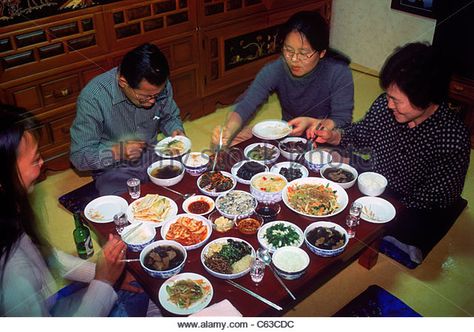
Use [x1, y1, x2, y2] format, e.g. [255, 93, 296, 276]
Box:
[250, 172, 288, 203]
[182, 195, 215, 216]
[121, 223, 156, 252]
[235, 213, 263, 235]
[181, 152, 210, 176]
[244, 143, 280, 165]
[140, 240, 187, 279]
[197, 171, 237, 197]
[272, 246, 310, 280]
[320, 162, 358, 189]
[208, 211, 235, 233]
[304, 221, 349, 257]
[215, 190, 257, 219]
[231, 160, 268, 185]
[147, 159, 185, 187]
[278, 137, 307, 161]
[304, 150, 332, 172]
[357, 172, 387, 196]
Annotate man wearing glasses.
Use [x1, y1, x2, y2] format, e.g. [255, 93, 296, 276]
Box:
[70, 43, 185, 195]
[212, 10, 354, 147]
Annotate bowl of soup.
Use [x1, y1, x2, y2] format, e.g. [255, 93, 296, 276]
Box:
[147, 159, 185, 187]
[140, 240, 187, 278]
[320, 163, 358, 189]
[250, 172, 287, 203]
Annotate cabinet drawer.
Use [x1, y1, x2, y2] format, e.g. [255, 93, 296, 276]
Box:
[50, 113, 76, 144]
[450, 80, 474, 101]
[40, 75, 81, 106]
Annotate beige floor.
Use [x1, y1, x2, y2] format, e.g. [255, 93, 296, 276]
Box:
[32, 69, 474, 317]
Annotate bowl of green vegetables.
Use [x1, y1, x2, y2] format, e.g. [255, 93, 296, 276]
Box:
[257, 220, 304, 253]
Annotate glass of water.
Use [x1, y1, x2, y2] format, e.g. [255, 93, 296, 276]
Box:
[127, 178, 141, 199]
[346, 215, 359, 238]
[349, 202, 362, 220]
[250, 258, 265, 284]
[113, 213, 129, 235]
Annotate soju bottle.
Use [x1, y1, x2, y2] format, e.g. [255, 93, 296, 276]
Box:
[73, 213, 94, 259]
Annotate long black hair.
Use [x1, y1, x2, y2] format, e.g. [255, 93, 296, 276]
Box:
[0, 104, 45, 275]
[279, 10, 351, 64]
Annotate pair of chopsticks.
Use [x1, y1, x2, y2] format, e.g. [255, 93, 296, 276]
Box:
[225, 280, 283, 311]
[306, 115, 328, 150]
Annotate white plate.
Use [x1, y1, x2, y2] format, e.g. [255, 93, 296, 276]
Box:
[155, 135, 192, 158]
[84, 195, 129, 223]
[282, 177, 348, 218]
[230, 160, 268, 185]
[354, 196, 396, 224]
[197, 171, 237, 197]
[158, 272, 213, 315]
[257, 220, 304, 253]
[126, 195, 178, 228]
[252, 120, 292, 140]
[244, 142, 280, 165]
[182, 195, 215, 216]
[161, 214, 213, 250]
[270, 161, 309, 180]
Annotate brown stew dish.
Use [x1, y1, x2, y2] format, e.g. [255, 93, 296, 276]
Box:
[144, 245, 184, 271]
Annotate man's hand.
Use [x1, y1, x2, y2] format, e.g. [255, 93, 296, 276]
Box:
[94, 234, 126, 286]
[171, 129, 185, 137]
[305, 118, 335, 140]
[288, 117, 318, 136]
[211, 125, 231, 149]
[111, 140, 146, 161]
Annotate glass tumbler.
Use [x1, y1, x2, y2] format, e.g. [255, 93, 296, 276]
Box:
[113, 213, 129, 235]
[127, 178, 141, 199]
[250, 259, 266, 284]
[345, 215, 359, 238]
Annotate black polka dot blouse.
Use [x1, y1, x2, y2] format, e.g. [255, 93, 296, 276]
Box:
[340, 93, 470, 210]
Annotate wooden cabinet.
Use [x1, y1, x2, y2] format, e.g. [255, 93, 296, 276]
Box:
[0, 0, 332, 170]
[449, 75, 474, 148]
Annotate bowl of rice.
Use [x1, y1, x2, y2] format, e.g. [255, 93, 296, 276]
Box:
[200, 237, 256, 279]
[181, 152, 210, 176]
[271, 246, 310, 280]
[357, 172, 387, 196]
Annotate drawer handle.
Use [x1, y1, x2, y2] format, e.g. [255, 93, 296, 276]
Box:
[453, 84, 465, 92]
[53, 88, 71, 98]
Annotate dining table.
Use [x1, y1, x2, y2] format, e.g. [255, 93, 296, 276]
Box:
[85, 135, 403, 317]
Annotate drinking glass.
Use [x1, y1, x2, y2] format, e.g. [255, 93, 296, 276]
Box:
[250, 259, 266, 284]
[345, 215, 359, 238]
[127, 178, 141, 199]
[113, 213, 129, 235]
[349, 202, 362, 220]
[255, 202, 281, 223]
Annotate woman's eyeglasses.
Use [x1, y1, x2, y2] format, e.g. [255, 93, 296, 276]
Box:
[282, 46, 317, 62]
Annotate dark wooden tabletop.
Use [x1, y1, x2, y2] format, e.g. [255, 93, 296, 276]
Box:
[87, 137, 402, 317]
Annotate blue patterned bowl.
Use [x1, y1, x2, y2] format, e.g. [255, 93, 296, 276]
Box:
[140, 240, 187, 279]
[181, 152, 210, 177]
[250, 172, 287, 203]
[304, 221, 349, 257]
[121, 224, 156, 252]
[304, 150, 332, 172]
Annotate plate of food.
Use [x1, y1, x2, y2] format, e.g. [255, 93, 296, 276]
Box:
[201, 237, 255, 279]
[84, 195, 129, 223]
[270, 161, 309, 182]
[257, 220, 304, 253]
[282, 177, 348, 218]
[230, 160, 268, 185]
[155, 135, 191, 158]
[161, 214, 212, 250]
[197, 171, 237, 197]
[126, 194, 178, 227]
[158, 272, 213, 315]
[244, 143, 280, 165]
[354, 196, 396, 223]
[252, 120, 292, 140]
[215, 190, 257, 219]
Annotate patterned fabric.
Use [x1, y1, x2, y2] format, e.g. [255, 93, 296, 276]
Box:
[234, 56, 354, 127]
[339, 93, 470, 210]
[70, 67, 183, 171]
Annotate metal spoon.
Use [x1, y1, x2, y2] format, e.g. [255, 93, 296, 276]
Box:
[157, 185, 195, 200]
[256, 248, 296, 300]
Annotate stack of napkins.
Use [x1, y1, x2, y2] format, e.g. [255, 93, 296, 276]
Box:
[190, 299, 242, 317]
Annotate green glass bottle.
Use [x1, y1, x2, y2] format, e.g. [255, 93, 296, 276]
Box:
[73, 213, 94, 259]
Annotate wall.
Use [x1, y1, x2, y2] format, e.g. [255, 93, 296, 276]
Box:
[330, 0, 436, 72]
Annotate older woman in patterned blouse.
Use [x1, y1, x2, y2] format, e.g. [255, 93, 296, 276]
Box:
[301, 42, 470, 266]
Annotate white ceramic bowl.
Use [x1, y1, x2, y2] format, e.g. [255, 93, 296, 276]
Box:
[250, 172, 288, 203]
[155, 135, 191, 158]
[181, 152, 210, 176]
[304, 150, 332, 172]
[160, 214, 212, 250]
[231, 160, 268, 185]
[257, 220, 304, 253]
[272, 246, 310, 280]
[215, 190, 257, 219]
[140, 240, 187, 278]
[147, 159, 185, 187]
[357, 172, 387, 196]
[197, 171, 237, 197]
[201, 237, 255, 279]
[182, 195, 215, 216]
[121, 223, 156, 252]
[270, 161, 309, 182]
[304, 221, 349, 257]
[278, 137, 307, 161]
[244, 142, 280, 165]
[320, 162, 359, 189]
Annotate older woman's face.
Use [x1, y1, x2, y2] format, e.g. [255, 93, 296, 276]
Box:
[386, 84, 429, 125]
[282, 30, 326, 77]
[17, 131, 43, 192]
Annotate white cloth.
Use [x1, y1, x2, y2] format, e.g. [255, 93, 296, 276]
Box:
[190, 299, 242, 317]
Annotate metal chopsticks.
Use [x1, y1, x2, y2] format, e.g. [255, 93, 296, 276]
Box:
[225, 280, 283, 311]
